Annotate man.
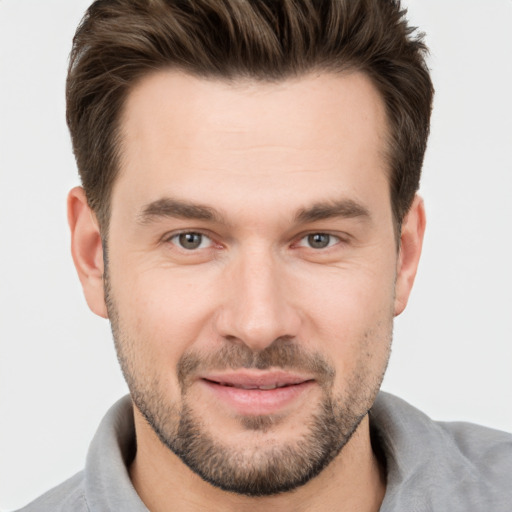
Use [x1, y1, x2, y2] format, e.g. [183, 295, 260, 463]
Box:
[17, 0, 511, 511]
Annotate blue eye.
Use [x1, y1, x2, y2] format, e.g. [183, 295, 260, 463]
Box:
[170, 232, 212, 250]
[299, 233, 339, 249]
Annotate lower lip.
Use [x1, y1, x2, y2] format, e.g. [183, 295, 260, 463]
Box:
[200, 379, 315, 416]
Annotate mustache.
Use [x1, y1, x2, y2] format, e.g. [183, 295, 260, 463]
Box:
[177, 337, 336, 389]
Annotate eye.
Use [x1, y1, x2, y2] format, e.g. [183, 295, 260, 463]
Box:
[298, 233, 340, 249]
[169, 232, 213, 250]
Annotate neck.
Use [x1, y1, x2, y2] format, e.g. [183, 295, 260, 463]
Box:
[130, 410, 386, 512]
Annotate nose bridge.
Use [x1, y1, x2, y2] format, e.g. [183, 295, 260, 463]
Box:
[216, 243, 300, 351]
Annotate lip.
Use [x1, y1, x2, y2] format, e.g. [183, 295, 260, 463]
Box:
[199, 370, 315, 416]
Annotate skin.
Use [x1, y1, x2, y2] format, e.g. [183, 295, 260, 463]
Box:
[68, 70, 425, 512]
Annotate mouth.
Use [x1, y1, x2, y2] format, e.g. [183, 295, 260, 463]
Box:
[204, 380, 300, 390]
[198, 371, 316, 416]
[202, 370, 313, 389]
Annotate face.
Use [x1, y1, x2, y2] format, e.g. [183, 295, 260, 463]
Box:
[73, 70, 422, 496]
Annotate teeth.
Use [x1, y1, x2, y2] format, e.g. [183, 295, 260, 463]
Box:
[238, 383, 285, 390]
[215, 381, 292, 390]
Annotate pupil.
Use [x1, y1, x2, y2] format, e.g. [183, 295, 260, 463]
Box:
[308, 233, 330, 249]
[179, 233, 202, 249]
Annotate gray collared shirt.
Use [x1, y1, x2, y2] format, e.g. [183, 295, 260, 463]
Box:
[17, 392, 512, 511]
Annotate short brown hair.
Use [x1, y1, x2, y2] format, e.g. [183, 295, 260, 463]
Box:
[66, 0, 433, 232]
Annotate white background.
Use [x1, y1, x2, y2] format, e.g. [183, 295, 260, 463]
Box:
[1, 1, 511, 510]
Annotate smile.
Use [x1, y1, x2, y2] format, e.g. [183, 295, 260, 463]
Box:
[204, 379, 303, 390]
[199, 371, 316, 416]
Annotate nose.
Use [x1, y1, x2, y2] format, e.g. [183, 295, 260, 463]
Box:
[215, 246, 301, 352]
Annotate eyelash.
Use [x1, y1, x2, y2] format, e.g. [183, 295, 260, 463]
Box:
[165, 231, 216, 251]
[294, 233, 342, 250]
[164, 231, 345, 252]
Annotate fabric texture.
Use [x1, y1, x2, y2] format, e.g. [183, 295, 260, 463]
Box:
[17, 392, 512, 511]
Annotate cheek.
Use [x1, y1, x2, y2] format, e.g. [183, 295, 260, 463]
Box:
[295, 263, 395, 373]
[110, 262, 220, 357]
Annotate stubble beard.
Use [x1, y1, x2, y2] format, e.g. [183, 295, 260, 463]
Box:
[104, 274, 391, 497]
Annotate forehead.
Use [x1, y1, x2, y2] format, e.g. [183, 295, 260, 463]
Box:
[114, 70, 391, 222]
[120, 69, 388, 156]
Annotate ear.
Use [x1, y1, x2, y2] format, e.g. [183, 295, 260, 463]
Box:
[394, 195, 426, 316]
[68, 186, 108, 318]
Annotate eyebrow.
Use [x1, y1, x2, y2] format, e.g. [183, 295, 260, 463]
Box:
[294, 199, 371, 224]
[137, 196, 371, 226]
[137, 198, 223, 224]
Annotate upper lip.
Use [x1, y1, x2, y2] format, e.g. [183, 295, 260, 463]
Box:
[201, 370, 314, 390]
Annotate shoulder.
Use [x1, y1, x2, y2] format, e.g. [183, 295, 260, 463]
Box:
[16, 472, 89, 512]
[372, 392, 512, 511]
[435, 418, 512, 485]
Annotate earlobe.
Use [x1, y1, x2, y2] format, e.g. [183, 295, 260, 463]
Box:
[67, 186, 108, 319]
[394, 195, 426, 316]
